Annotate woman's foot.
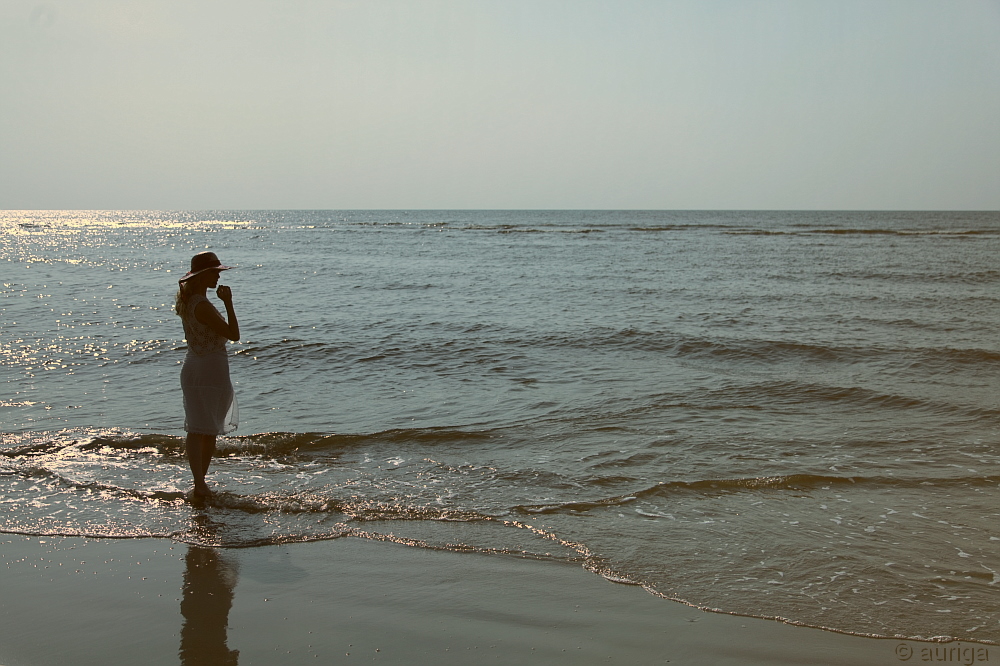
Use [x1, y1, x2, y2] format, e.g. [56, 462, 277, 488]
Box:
[193, 482, 213, 497]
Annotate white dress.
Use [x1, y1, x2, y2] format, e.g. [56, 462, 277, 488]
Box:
[180, 293, 238, 435]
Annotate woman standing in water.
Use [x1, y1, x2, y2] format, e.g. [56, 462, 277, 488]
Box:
[175, 252, 240, 497]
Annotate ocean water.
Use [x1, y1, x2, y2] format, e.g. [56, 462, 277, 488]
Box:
[2, 209, 999, 643]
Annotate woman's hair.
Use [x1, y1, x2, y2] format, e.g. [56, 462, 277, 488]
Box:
[174, 282, 188, 317]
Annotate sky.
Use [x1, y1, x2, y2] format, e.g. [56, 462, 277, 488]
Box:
[1, 0, 999, 210]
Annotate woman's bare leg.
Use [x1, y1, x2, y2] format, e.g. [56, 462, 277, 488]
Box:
[201, 435, 217, 478]
[186, 433, 217, 496]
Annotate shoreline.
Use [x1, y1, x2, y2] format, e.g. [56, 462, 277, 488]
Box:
[0, 533, 977, 665]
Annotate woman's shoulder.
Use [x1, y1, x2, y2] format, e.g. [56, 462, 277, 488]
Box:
[193, 297, 220, 316]
[180, 292, 209, 320]
[185, 293, 213, 312]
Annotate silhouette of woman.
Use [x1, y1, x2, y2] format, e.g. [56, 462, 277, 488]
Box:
[175, 252, 240, 497]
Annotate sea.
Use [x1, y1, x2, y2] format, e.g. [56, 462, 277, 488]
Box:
[2, 209, 998, 644]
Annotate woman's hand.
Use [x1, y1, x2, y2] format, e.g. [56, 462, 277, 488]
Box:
[198, 287, 239, 341]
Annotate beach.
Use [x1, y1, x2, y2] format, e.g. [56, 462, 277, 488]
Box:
[0, 532, 944, 665]
[4, 0, 1000, 658]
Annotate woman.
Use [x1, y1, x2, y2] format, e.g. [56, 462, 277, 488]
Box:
[175, 251, 240, 497]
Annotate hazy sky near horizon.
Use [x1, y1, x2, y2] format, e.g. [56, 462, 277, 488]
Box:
[2, 0, 999, 210]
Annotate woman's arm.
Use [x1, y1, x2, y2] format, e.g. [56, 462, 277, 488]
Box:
[195, 287, 240, 341]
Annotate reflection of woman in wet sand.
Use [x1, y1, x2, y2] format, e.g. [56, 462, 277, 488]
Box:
[180, 545, 240, 665]
[176, 252, 240, 497]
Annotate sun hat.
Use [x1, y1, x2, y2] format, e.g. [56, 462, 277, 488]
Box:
[179, 251, 233, 282]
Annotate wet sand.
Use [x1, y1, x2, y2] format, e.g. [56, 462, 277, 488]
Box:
[0, 534, 967, 665]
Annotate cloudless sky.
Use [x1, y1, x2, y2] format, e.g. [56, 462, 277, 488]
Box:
[1, 0, 998, 209]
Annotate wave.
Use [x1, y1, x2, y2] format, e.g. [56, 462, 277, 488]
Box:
[512, 472, 1000, 515]
[340, 216, 1000, 238]
[581, 380, 1000, 425]
[728, 228, 1000, 237]
[234, 325, 1000, 378]
[0, 427, 503, 461]
[30, 458, 994, 535]
[822, 269, 1000, 284]
[13, 464, 189, 502]
[0, 433, 184, 458]
[595, 330, 859, 362]
[479, 325, 1000, 372]
[583, 329, 1000, 369]
[709, 381, 997, 415]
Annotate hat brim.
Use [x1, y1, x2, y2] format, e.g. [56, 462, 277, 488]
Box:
[178, 265, 233, 283]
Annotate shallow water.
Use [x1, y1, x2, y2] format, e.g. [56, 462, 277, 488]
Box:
[2, 209, 999, 642]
